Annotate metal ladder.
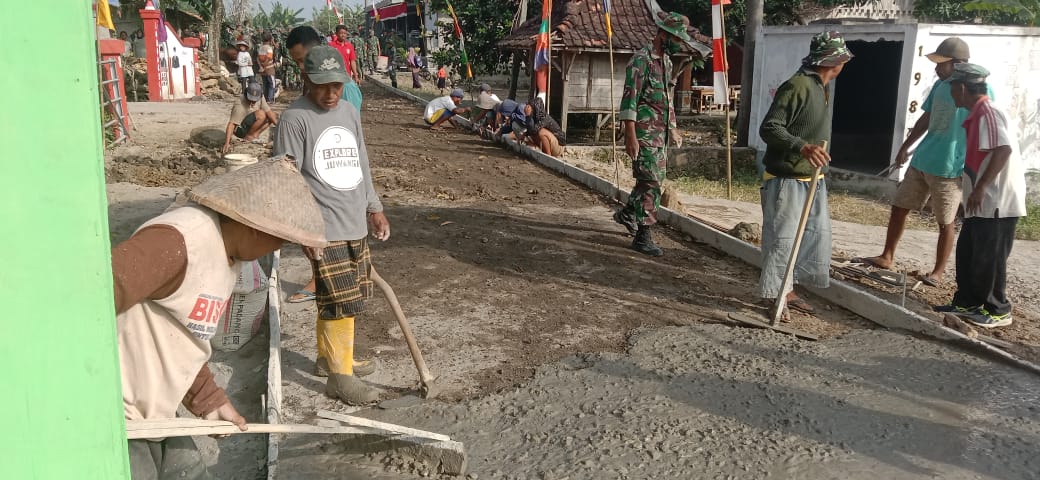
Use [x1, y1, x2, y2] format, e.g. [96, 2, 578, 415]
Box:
[99, 58, 130, 146]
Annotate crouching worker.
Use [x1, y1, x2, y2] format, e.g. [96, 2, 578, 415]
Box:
[112, 158, 326, 479]
[425, 87, 470, 130]
[222, 81, 278, 153]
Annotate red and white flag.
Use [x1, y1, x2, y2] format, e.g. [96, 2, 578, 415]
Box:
[711, 0, 730, 105]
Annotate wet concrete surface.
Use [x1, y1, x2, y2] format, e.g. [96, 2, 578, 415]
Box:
[279, 324, 1040, 479]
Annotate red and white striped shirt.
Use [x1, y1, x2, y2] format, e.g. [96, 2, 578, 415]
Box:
[961, 96, 1027, 218]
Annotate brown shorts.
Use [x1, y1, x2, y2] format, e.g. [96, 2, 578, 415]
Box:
[892, 166, 962, 225]
[539, 130, 563, 157]
[313, 239, 373, 320]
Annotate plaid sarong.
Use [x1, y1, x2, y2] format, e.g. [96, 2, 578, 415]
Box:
[313, 239, 373, 320]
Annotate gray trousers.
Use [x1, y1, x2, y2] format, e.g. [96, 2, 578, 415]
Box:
[759, 177, 832, 298]
[128, 437, 212, 480]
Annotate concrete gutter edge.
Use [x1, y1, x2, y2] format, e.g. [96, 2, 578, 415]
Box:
[367, 76, 1040, 376]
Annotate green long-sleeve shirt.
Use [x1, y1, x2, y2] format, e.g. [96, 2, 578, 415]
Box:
[759, 67, 832, 178]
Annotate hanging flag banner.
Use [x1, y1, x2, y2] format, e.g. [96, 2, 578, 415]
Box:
[710, 0, 731, 104]
[368, 2, 408, 21]
[603, 0, 612, 38]
[533, 0, 553, 94]
[445, 0, 473, 78]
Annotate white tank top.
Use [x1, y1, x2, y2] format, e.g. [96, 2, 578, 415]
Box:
[118, 205, 242, 421]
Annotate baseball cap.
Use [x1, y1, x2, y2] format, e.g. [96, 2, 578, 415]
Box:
[802, 31, 854, 67]
[926, 37, 970, 63]
[948, 63, 989, 84]
[450, 88, 465, 98]
[245, 81, 263, 102]
[304, 45, 350, 84]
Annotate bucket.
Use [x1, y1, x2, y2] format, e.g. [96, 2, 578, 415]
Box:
[224, 153, 257, 172]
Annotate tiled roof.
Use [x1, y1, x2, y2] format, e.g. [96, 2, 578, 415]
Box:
[498, 0, 710, 55]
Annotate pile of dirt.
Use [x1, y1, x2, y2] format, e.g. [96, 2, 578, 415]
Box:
[105, 144, 224, 187]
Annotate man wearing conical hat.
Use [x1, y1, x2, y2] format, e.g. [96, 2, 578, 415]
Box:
[111, 158, 326, 479]
[758, 31, 852, 316]
[274, 45, 390, 405]
[612, 11, 697, 257]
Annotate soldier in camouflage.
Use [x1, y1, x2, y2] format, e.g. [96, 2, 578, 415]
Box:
[367, 31, 381, 74]
[612, 11, 694, 257]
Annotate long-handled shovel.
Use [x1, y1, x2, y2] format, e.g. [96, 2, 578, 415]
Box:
[370, 266, 439, 399]
[728, 144, 827, 341]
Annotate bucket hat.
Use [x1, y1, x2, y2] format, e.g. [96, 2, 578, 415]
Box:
[450, 88, 465, 98]
[802, 31, 854, 67]
[948, 63, 989, 84]
[304, 45, 350, 84]
[926, 37, 970, 63]
[185, 157, 328, 248]
[654, 11, 697, 52]
[235, 39, 249, 48]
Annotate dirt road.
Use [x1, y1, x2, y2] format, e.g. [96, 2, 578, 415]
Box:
[107, 84, 1040, 479]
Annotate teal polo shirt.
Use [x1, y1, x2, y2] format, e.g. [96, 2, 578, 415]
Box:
[910, 79, 994, 178]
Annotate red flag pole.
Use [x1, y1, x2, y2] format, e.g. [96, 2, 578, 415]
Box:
[716, 0, 732, 199]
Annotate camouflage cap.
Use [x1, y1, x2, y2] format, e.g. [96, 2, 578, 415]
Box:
[948, 63, 990, 84]
[802, 31, 854, 67]
[655, 11, 695, 50]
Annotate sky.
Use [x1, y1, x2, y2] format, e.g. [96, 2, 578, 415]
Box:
[253, 0, 367, 14]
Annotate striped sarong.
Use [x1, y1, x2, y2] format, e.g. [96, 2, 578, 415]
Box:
[313, 239, 373, 320]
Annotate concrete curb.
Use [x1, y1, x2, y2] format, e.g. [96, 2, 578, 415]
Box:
[368, 76, 1040, 376]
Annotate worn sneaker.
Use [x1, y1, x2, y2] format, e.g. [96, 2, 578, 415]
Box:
[613, 209, 638, 236]
[963, 309, 1013, 329]
[933, 303, 978, 314]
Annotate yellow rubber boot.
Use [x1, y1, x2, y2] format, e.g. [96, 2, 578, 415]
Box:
[319, 316, 381, 405]
[315, 314, 377, 378]
[315, 313, 330, 376]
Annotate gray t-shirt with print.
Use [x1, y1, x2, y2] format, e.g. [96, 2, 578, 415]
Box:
[274, 97, 382, 242]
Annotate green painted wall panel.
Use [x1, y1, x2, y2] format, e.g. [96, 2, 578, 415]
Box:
[0, 2, 130, 479]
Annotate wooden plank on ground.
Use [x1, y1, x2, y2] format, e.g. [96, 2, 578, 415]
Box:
[316, 409, 451, 442]
[126, 419, 371, 439]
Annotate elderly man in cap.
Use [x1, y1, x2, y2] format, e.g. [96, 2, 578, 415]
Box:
[221, 81, 278, 153]
[113, 158, 326, 479]
[274, 45, 390, 405]
[611, 11, 694, 257]
[425, 87, 471, 130]
[757, 31, 852, 315]
[285, 25, 363, 114]
[936, 64, 1027, 328]
[856, 37, 993, 287]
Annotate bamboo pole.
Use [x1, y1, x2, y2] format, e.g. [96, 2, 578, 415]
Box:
[606, 7, 619, 197]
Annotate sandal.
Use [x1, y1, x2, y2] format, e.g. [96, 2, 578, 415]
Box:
[787, 297, 815, 315]
[850, 256, 890, 269]
[917, 275, 940, 287]
[287, 289, 316, 303]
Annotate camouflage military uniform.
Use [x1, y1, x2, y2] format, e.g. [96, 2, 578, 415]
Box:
[353, 35, 367, 73]
[618, 44, 676, 226]
[367, 34, 381, 73]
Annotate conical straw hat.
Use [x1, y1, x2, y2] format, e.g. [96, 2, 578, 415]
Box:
[186, 156, 327, 248]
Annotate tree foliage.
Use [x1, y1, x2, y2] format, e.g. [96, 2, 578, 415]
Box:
[310, 2, 366, 36]
[426, 0, 527, 75]
[253, 2, 305, 32]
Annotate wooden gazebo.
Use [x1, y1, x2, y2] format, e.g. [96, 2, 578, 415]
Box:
[498, 0, 711, 135]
